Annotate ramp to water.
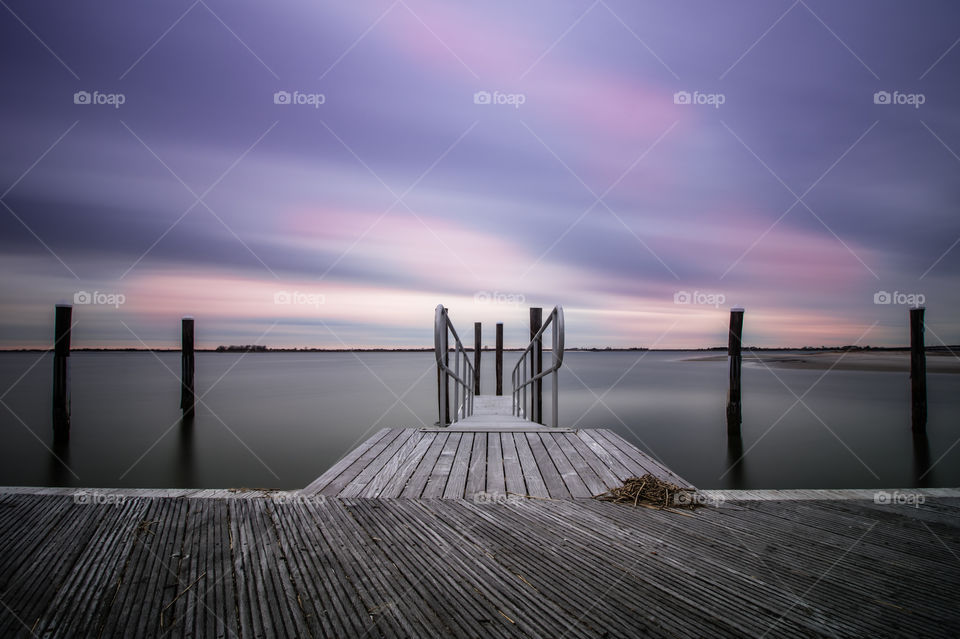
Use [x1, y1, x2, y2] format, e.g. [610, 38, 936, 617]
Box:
[302, 424, 691, 500]
[443, 394, 554, 431]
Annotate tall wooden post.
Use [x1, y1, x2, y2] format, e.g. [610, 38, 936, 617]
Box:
[180, 317, 195, 416]
[474, 322, 482, 395]
[530, 307, 543, 424]
[437, 321, 449, 426]
[726, 308, 744, 435]
[910, 307, 927, 433]
[495, 323, 503, 396]
[52, 304, 72, 436]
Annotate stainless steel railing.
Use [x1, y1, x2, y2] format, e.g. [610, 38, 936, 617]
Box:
[512, 306, 564, 427]
[434, 305, 476, 425]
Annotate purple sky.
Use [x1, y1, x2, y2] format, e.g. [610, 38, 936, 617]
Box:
[1, 0, 959, 348]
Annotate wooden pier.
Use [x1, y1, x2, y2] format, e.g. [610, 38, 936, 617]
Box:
[2, 401, 960, 638]
[1, 480, 959, 637]
[1, 305, 957, 637]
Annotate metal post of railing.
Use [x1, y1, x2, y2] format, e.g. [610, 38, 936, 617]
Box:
[453, 346, 460, 422]
[444, 311, 451, 423]
[552, 318, 559, 428]
[441, 318, 449, 426]
[435, 304, 480, 425]
[522, 356, 528, 419]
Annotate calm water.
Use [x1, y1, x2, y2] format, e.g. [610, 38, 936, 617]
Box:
[0, 351, 956, 490]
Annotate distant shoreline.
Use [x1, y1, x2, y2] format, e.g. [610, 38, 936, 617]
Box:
[0, 346, 956, 354]
[685, 349, 960, 374]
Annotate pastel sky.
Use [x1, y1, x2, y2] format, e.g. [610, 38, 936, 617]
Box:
[1, 0, 958, 348]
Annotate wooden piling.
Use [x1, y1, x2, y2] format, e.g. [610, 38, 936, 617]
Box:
[726, 308, 744, 435]
[910, 307, 926, 432]
[52, 304, 72, 436]
[530, 307, 543, 424]
[495, 323, 503, 396]
[474, 322, 481, 395]
[180, 317, 195, 416]
[437, 317, 450, 426]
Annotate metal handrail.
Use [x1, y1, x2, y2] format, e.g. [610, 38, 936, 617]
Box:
[434, 305, 476, 425]
[511, 306, 564, 427]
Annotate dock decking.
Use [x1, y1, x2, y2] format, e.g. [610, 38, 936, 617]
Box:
[301, 426, 691, 500]
[1, 487, 959, 638]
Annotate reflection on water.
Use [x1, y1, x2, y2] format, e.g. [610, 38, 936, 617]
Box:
[1, 351, 957, 490]
[912, 431, 931, 488]
[176, 415, 195, 488]
[725, 434, 745, 490]
[49, 432, 72, 486]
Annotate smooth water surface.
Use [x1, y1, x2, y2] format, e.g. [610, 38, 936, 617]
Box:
[0, 351, 956, 490]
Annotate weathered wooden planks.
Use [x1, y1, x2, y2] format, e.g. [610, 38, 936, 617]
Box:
[0, 489, 957, 638]
[302, 427, 684, 500]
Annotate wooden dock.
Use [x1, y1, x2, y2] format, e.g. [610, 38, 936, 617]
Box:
[1, 396, 959, 637]
[1, 484, 959, 637]
[302, 427, 691, 501]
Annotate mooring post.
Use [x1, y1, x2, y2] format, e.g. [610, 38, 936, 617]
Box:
[530, 307, 543, 424]
[726, 307, 744, 435]
[910, 307, 927, 432]
[180, 317, 195, 416]
[474, 322, 481, 395]
[52, 304, 72, 436]
[495, 323, 503, 396]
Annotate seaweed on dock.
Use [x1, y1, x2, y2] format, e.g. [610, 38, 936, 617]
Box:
[594, 474, 697, 510]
